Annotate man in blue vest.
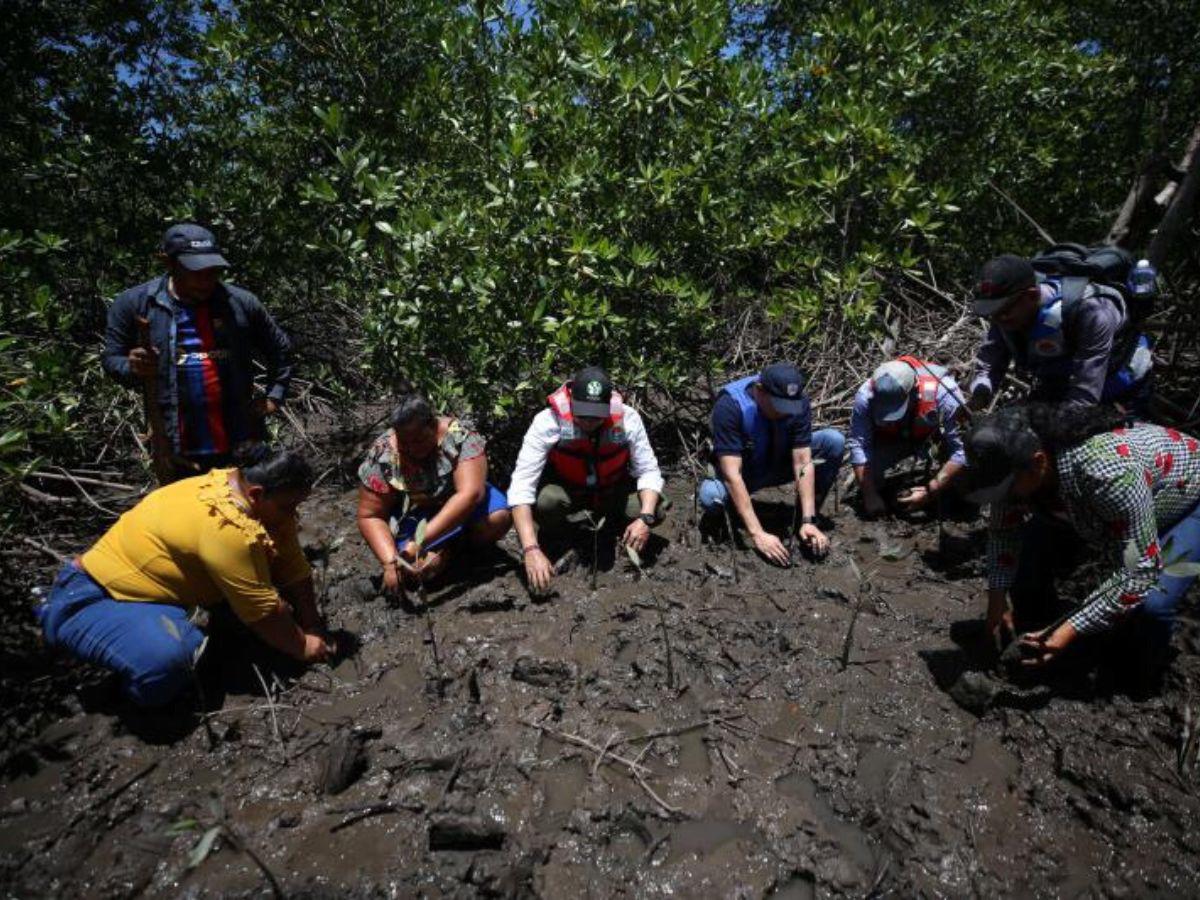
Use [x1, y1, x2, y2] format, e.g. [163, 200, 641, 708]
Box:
[698, 363, 845, 563]
[969, 254, 1152, 410]
[102, 224, 293, 481]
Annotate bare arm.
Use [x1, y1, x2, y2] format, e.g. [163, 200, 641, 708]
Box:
[247, 601, 327, 661]
[717, 454, 764, 536]
[356, 486, 399, 566]
[421, 453, 487, 546]
[279, 575, 322, 632]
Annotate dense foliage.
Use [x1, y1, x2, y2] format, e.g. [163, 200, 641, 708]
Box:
[2, 0, 1198, 492]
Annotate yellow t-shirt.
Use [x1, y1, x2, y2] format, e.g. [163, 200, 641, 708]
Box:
[81, 468, 311, 623]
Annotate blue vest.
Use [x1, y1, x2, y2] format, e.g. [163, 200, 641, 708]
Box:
[1002, 281, 1075, 380]
[1001, 279, 1149, 401]
[719, 375, 788, 479]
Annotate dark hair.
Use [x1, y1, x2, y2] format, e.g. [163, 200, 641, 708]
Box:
[390, 391, 436, 432]
[964, 402, 1129, 494]
[236, 445, 314, 494]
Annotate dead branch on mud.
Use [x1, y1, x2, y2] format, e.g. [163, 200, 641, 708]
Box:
[520, 718, 684, 818]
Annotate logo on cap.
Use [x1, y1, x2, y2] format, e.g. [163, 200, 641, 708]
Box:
[786, 383, 799, 397]
[586, 380, 602, 398]
[188, 239, 214, 250]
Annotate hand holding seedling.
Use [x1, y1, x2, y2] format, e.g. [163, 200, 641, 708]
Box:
[1017, 621, 1077, 668]
[622, 517, 650, 553]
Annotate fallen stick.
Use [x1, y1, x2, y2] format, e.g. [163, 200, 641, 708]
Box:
[520, 720, 651, 777]
[251, 664, 285, 760]
[18, 534, 68, 563]
[329, 800, 424, 833]
[30, 470, 140, 492]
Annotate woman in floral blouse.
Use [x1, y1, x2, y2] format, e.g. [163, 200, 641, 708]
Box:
[357, 391, 511, 591]
[963, 403, 1200, 679]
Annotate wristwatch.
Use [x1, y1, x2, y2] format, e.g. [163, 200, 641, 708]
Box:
[639, 513, 656, 526]
[801, 515, 817, 525]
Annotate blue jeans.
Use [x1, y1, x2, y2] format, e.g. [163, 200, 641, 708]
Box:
[698, 428, 845, 514]
[1013, 501, 1200, 664]
[393, 482, 508, 551]
[36, 563, 205, 707]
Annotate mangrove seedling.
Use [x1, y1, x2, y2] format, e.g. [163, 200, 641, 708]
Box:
[626, 544, 675, 689]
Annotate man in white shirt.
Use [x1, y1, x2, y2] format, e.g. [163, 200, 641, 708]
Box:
[508, 366, 666, 592]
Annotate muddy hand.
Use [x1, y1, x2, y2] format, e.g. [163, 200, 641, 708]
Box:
[800, 523, 829, 557]
[751, 530, 790, 566]
[1017, 622, 1077, 668]
[622, 518, 650, 553]
[524, 547, 554, 593]
[896, 486, 931, 511]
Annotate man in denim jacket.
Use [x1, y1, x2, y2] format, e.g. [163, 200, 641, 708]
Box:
[103, 224, 293, 480]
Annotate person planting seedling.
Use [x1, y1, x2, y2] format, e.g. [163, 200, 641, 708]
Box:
[357, 389, 511, 592]
[964, 403, 1200, 692]
[509, 367, 667, 594]
[35, 448, 334, 707]
[698, 363, 844, 563]
[846, 356, 969, 517]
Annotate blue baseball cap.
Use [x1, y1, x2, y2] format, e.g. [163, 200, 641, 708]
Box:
[758, 363, 807, 416]
[161, 223, 229, 271]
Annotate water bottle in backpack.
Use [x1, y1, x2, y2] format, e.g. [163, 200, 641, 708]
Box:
[1128, 258, 1157, 299]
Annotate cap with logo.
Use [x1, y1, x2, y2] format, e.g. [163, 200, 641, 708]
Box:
[569, 366, 614, 418]
[161, 223, 229, 271]
[870, 359, 917, 425]
[962, 406, 1041, 504]
[758, 363, 807, 416]
[972, 254, 1036, 318]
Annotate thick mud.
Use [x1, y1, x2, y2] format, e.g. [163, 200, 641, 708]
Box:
[2, 480, 1200, 897]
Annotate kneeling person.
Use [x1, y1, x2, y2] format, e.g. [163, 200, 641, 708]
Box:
[509, 367, 665, 593]
[848, 356, 967, 516]
[36, 450, 333, 707]
[357, 391, 512, 592]
[698, 363, 844, 563]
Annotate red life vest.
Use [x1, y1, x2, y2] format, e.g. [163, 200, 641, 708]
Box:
[874, 356, 941, 443]
[545, 384, 631, 492]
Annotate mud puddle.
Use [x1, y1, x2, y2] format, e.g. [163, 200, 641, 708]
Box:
[2, 480, 1200, 897]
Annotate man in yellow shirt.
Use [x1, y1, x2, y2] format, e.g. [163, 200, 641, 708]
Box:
[37, 449, 333, 706]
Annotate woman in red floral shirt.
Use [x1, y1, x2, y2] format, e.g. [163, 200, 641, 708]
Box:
[356, 392, 511, 592]
[963, 403, 1200, 684]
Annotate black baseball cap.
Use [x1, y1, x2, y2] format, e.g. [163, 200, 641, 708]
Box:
[570, 366, 613, 418]
[758, 363, 807, 416]
[973, 254, 1036, 317]
[162, 223, 229, 271]
[962, 407, 1041, 504]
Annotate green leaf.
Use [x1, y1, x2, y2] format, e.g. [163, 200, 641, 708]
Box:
[414, 518, 428, 549]
[187, 826, 222, 869]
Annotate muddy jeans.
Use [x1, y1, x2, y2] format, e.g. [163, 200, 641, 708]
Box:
[36, 562, 204, 707]
[534, 481, 669, 537]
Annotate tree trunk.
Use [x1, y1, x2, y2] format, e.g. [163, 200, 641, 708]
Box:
[1147, 120, 1200, 268]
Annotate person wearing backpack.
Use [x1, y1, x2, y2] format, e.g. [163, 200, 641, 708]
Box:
[968, 252, 1153, 411]
[847, 356, 968, 517]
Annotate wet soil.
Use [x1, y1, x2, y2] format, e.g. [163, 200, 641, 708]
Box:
[2, 480, 1200, 897]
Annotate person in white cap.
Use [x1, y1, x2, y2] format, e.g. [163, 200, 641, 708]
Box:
[846, 356, 967, 516]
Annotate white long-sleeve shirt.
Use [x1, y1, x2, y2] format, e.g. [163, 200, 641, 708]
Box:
[506, 406, 665, 507]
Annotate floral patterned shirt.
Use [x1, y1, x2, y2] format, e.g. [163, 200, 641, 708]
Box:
[987, 424, 1200, 635]
[358, 418, 486, 511]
